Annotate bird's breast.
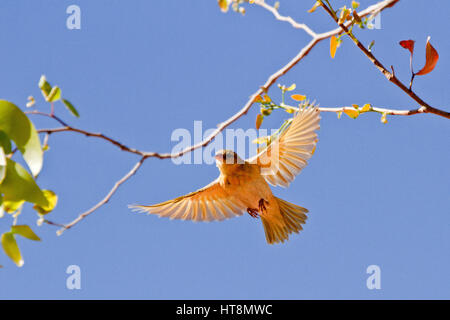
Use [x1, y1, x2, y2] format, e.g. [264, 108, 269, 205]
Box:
[220, 169, 273, 210]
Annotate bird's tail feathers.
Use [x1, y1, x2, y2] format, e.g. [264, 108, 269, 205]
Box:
[261, 197, 308, 244]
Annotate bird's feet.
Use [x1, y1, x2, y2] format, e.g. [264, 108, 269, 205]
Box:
[247, 208, 259, 218]
[258, 198, 269, 213]
[247, 199, 269, 218]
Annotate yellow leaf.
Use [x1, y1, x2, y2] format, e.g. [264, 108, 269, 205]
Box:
[308, 1, 322, 13]
[381, 112, 388, 124]
[330, 36, 338, 58]
[252, 136, 269, 145]
[2, 200, 24, 214]
[338, 7, 350, 24]
[352, 1, 360, 9]
[337, 111, 342, 119]
[291, 94, 306, 101]
[352, 104, 359, 109]
[263, 94, 271, 103]
[361, 103, 371, 112]
[285, 83, 296, 91]
[344, 108, 360, 119]
[33, 190, 58, 215]
[218, 0, 229, 13]
[254, 95, 263, 103]
[284, 107, 296, 114]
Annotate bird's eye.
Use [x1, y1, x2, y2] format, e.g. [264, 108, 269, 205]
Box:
[222, 154, 227, 160]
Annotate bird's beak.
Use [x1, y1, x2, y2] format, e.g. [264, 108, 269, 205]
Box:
[214, 154, 223, 162]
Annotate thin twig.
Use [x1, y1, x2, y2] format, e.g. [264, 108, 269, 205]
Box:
[253, 0, 317, 37]
[43, 219, 66, 228]
[56, 156, 148, 235]
[38, 126, 148, 157]
[29, 111, 148, 157]
[26, 110, 68, 126]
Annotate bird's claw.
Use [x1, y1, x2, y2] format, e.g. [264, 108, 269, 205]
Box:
[247, 199, 268, 218]
[247, 208, 259, 218]
[258, 198, 268, 213]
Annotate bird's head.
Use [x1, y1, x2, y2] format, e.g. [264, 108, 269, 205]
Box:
[214, 150, 244, 172]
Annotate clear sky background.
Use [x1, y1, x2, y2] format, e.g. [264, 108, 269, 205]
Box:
[0, 0, 449, 299]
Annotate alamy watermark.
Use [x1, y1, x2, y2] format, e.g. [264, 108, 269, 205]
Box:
[367, 13, 382, 30]
[366, 264, 381, 290]
[66, 5, 81, 30]
[170, 121, 281, 173]
[63, 5, 381, 31]
[66, 264, 81, 290]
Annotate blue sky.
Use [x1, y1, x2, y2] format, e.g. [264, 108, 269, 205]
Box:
[0, 0, 449, 299]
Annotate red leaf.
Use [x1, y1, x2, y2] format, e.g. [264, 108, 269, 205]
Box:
[255, 114, 263, 130]
[416, 37, 439, 76]
[399, 40, 415, 55]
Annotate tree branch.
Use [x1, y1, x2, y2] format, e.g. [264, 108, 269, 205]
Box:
[318, 105, 427, 116]
[319, 1, 450, 120]
[56, 156, 148, 236]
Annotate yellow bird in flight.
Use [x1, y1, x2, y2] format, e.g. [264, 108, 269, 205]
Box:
[130, 107, 320, 244]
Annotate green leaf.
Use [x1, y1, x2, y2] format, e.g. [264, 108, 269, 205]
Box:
[33, 190, 58, 215]
[0, 131, 12, 154]
[0, 147, 6, 183]
[1, 232, 23, 267]
[0, 159, 48, 207]
[62, 99, 80, 118]
[47, 86, 61, 102]
[0, 100, 43, 176]
[38, 75, 52, 99]
[11, 225, 41, 241]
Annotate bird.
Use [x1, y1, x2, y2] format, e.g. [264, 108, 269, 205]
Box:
[129, 106, 320, 244]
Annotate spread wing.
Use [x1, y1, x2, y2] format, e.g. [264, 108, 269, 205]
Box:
[248, 106, 320, 187]
[129, 178, 247, 222]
